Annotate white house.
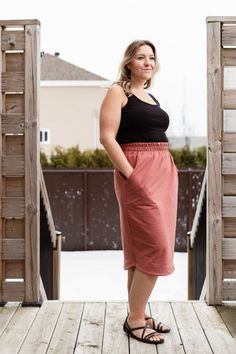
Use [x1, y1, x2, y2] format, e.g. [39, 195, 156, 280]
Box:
[40, 53, 110, 156]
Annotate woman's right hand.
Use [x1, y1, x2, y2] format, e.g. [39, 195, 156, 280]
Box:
[126, 167, 134, 179]
[120, 166, 134, 180]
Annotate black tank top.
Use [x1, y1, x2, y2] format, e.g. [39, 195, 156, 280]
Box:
[116, 93, 169, 145]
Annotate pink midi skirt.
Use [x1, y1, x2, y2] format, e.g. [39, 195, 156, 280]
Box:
[114, 142, 179, 276]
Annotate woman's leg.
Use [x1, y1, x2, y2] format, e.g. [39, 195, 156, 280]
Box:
[127, 267, 135, 310]
[127, 267, 150, 315]
[127, 268, 163, 341]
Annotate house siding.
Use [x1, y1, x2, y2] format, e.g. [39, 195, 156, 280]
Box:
[40, 85, 108, 155]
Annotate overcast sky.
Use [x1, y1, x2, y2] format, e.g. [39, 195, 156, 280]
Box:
[2, 0, 236, 136]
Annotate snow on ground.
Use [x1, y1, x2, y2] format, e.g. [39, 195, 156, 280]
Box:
[60, 251, 188, 301]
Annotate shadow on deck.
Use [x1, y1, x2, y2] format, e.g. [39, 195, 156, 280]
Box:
[0, 300, 235, 353]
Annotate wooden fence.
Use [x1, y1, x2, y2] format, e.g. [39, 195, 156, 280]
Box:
[0, 19, 60, 304]
[207, 16, 236, 304]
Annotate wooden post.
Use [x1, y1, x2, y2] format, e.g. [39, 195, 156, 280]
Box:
[0, 26, 3, 304]
[206, 17, 236, 304]
[206, 19, 223, 305]
[0, 20, 41, 304]
[53, 233, 62, 299]
[24, 23, 40, 303]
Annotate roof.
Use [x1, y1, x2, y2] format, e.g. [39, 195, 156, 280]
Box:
[41, 53, 108, 81]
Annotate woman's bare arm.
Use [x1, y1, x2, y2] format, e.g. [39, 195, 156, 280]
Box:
[99, 84, 133, 179]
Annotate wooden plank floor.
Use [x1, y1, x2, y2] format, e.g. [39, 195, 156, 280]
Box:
[0, 301, 235, 353]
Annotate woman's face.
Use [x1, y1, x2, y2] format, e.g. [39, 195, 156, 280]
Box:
[128, 45, 156, 81]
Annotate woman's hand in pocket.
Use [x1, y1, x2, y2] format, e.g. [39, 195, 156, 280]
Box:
[119, 166, 134, 180]
[126, 167, 134, 180]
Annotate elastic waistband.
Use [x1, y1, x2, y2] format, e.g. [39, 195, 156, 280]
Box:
[120, 142, 169, 151]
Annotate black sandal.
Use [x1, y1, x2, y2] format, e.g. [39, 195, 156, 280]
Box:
[145, 316, 171, 333]
[123, 316, 164, 345]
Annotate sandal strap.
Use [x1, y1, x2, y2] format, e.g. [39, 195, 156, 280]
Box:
[145, 316, 169, 332]
[145, 316, 156, 330]
[145, 316, 152, 320]
[127, 321, 151, 339]
[131, 324, 149, 332]
[156, 321, 167, 331]
[144, 330, 161, 341]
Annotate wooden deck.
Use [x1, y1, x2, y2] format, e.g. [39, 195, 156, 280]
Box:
[0, 300, 235, 353]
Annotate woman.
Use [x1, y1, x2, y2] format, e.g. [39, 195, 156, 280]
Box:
[99, 40, 178, 345]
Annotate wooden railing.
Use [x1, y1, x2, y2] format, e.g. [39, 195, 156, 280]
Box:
[40, 167, 61, 300]
[187, 170, 207, 300]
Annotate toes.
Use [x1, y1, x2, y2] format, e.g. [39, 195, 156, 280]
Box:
[152, 335, 162, 341]
[157, 334, 164, 341]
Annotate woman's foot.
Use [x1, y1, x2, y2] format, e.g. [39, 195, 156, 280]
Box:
[145, 315, 171, 333]
[125, 315, 164, 343]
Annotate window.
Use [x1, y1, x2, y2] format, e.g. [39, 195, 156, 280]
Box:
[40, 129, 51, 144]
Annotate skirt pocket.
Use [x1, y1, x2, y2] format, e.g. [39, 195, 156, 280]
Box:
[115, 152, 139, 185]
[115, 165, 137, 185]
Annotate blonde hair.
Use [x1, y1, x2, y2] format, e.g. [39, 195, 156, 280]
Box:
[115, 40, 160, 96]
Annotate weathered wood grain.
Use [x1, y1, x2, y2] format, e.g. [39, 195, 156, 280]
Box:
[5, 177, 24, 197]
[5, 260, 24, 278]
[207, 20, 223, 305]
[0, 302, 20, 336]
[2, 238, 25, 259]
[223, 260, 236, 278]
[0, 306, 39, 352]
[223, 133, 236, 152]
[1, 30, 25, 51]
[222, 48, 236, 66]
[2, 155, 25, 176]
[171, 302, 212, 353]
[207, 17, 236, 23]
[223, 90, 236, 109]
[2, 281, 24, 301]
[5, 134, 24, 155]
[24, 24, 40, 303]
[1, 113, 25, 134]
[217, 303, 236, 337]
[2, 197, 25, 218]
[224, 175, 236, 195]
[102, 302, 129, 354]
[222, 238, 236, 259]
[5, 94, 24, 113]
[47, 302, 84, 353]
[150, 302, 184, 354]
[224, 218, 236, 237]
[19, 301, 63, 353]
[222, 281, 236, 301]
[0, 19, 40, 26]
[1, 72, 24, 92]
[5, 218, 24, 239]
[40, 167, 57, 247]
[222, 25, 236, 46]
[75, 302, 105, 353]
[193, 302, 236, 354]
[222, 153, 236, 174]
[0, 26, 3, 302]
[0, 301, 235, 353]
[6, 53, 24, 72]
[53, 234, 61, 300]
[223, 197, 236, 217]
